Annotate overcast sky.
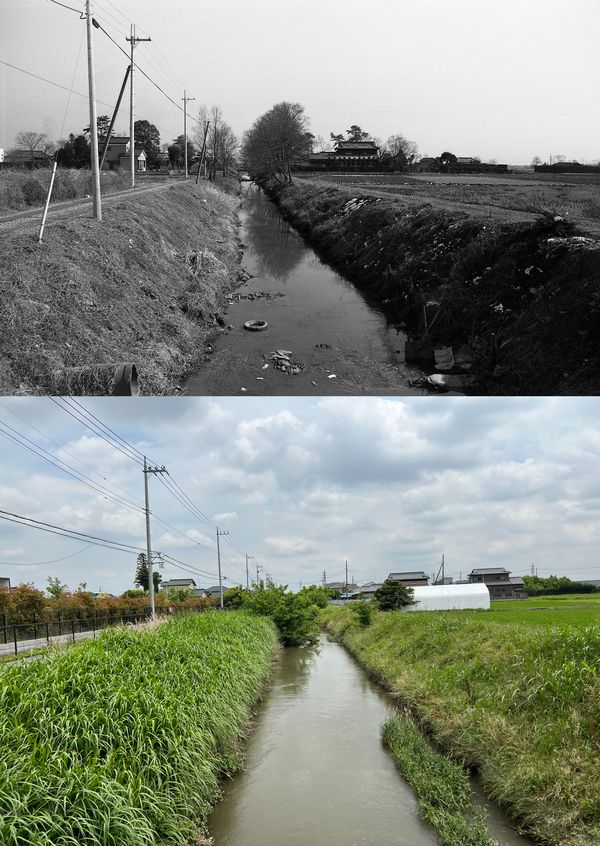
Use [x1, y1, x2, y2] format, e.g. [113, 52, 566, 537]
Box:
[2, 0, 599, 164]
[0, 396, 599, 596]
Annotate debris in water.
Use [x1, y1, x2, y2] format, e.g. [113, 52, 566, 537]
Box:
[262, 363, 269, 370]
[327, 374, 337, 379]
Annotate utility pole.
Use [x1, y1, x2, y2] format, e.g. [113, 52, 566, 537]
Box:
[245, 553, 254, 590]
[323, 570, 326, 587]
[86, 2, 102, 220]
[216, 527, 229, 609]
[345, 560, 348, 594]
[126, 24, 151, 189]
[142, 458, 167, 617]
[182, 90, 195, 179]
[256, 562, 263, 586]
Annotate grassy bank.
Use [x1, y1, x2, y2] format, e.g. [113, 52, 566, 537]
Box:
[265, 180, 600, 394]
[0, 612, 279, 845]
[0, 180, 243, 394]
[321, 605, 600, 846]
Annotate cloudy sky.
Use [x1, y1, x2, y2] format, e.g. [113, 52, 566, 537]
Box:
[2, 0, 599, 164]
[0, 396, 599, 596]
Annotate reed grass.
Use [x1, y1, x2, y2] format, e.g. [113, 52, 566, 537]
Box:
[381, 714, 496, 846]
[321, 606, 600, 846]
[0, 611, 278, 845]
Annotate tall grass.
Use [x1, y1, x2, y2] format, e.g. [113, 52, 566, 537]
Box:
[0, 611, 278, 845]
[382, 714, 496, 846]
[321, 606, 600, 846]
[0, 168, 131, 211]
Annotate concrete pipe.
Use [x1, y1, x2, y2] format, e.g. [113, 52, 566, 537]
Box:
[52, 363, 139, 396]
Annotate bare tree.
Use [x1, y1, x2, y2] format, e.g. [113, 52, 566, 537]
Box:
[386, 134, 419, 164]
[242, 102, 312, 183]
[15, 131, 48, 167]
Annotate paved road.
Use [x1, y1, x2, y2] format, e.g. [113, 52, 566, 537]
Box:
[0, 627, 103, 657]
[0, 178, 187, 236]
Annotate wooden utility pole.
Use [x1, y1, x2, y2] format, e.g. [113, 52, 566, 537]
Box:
[126, 25, 151, 188]
[86, 1, 102, 220]
[195, 120, 210, 184]
[181, 90, 195, 178]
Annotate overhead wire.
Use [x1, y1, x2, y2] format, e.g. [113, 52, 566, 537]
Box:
[0, 544, 93, 567]
[0, 420, 145, 515]
[50, 398, 144, 465]
[0, 60, 114, 109]
[0, 510, 144, 555]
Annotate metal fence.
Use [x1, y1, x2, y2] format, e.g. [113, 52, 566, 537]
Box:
[1, 609, 154, 656]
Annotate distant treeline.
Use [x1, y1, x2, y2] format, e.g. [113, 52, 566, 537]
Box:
[522, 575, 599, 595]
[535, 163, 600, 174]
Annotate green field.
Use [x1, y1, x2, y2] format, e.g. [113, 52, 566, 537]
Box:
[488, 593, 600, 627]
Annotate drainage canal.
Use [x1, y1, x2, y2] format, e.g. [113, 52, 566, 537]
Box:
[185, 186, 424, 396]
[209, 635, 534, 846]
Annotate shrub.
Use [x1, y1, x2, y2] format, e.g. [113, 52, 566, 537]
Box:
[21, 176, 46, 206]
[352, 600, 374, 627]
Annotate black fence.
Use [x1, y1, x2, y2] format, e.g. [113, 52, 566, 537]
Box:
[1, 609, 155, 656]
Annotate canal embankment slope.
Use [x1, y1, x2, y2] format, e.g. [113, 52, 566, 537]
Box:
[0, 179, 244, 395]
[264, 179, 600, 395]
[321, 605, 600, 846]
[0, 612, 279, 845]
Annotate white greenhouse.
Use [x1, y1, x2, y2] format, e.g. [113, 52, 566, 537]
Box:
[403, 583, 490, 612]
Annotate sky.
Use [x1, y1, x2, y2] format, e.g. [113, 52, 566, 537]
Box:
[1, 0, 599, 165]
[0, 396, 599, 596]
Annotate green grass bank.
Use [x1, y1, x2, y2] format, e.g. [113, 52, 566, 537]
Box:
[321, 605, 600, 846]
[0, 180, 243, 395]
[0, 612, 279, 846]
[264, 180, 600, 394]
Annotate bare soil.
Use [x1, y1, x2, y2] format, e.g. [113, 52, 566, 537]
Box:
[0, 180, 244, 394]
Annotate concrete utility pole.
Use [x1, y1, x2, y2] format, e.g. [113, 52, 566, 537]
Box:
[181, 90, 195, 179]
[126, 24, 151, 188]
[216, 527, 229, 609]
[143, 457, 167, 617]
[345, 560, 348, 593]
[245, 553, 254, 590]
[256, 562, 263, 586]
[86, 1, 102, 220]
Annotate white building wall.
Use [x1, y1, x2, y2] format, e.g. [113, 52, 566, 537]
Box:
[404, 583, 490, 612]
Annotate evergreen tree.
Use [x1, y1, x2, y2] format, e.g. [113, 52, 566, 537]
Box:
[134, 553, 162, 592]
[374, 580, 416, 611]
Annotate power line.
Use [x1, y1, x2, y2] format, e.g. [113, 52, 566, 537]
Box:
[0, 509, 144, 555]
[66, 398, 147, 462]
[50, 397, 144, 465]
[0, 420, 145, 515]
[47, 0, 85, 15]
[0, 59, 114, 109]
[0, 543, 93, 567]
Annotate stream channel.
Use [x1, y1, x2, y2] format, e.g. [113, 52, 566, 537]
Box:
[209, 635, 534, 846]
[185, 186, 425, 396]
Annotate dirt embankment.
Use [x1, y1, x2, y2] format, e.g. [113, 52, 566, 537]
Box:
[0, 180, 244, 395]
[264, 180, 600, 394]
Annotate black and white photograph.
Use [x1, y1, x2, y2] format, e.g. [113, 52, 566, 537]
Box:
[0, 1, 599, 845]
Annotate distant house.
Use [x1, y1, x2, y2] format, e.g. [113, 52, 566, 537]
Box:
[161, 578, 196, 591]
[468, 568, 526, 599]
[416, 156, 439, 172]
[204, 585, 224, 599]
[99, 135, 147, 172]
[0, 577, 11, 590]
[2, 149, 51, 169]
[387, 571, 430, 586]
[355, 583, 383, 600]
[297, 138, 405, 173]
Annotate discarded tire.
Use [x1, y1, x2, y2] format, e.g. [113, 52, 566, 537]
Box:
[244, 320, 268, 331]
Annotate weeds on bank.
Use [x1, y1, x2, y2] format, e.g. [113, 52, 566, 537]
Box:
[0, 168, 132, 212]
[0, 612, 278, 845]
[321, 606, 600, 846]
[382, 714, 496, 846]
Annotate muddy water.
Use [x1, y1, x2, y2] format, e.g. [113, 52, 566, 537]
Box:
[209, 636, 534, 846]
[185, 187, 422, 396]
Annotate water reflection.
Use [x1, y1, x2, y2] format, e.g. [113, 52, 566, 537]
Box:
[241, 187, 307, 281]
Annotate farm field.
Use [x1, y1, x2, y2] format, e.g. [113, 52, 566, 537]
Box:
[321, 603, 600, 846]
[302, 171, 600, 235]
[487, 593, 600, 627]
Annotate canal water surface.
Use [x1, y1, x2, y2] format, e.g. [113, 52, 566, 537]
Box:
[185, 187, 422, 396]
[209, 636, 534, 846]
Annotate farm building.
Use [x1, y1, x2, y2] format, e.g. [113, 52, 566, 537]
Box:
[161, 578, 196, 590]
[99, 136, 147, 172]
[468, 567, 526, 599]
[0, 577, 10, 590]
[404, 583, 490, 612]
[387, 571, 430, 586]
